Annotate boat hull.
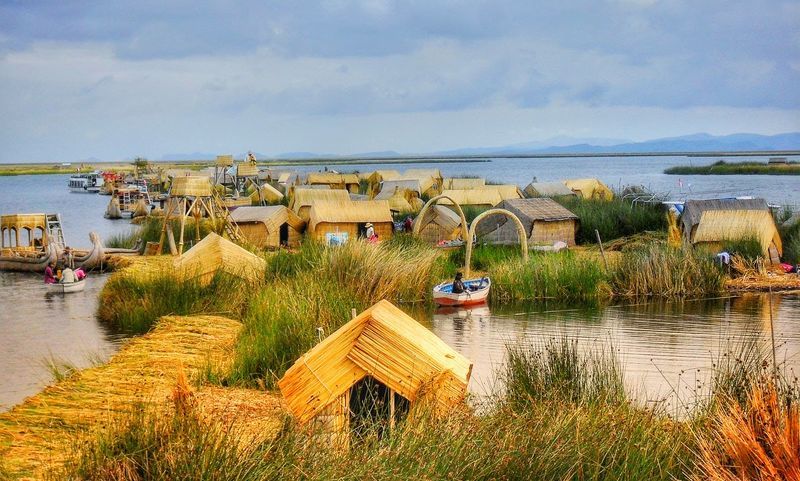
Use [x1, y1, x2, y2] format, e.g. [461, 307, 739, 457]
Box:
[47, 278, 86, 293]
[433, 278, 491, 306]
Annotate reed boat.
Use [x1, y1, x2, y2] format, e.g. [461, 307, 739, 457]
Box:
[0, 243, 59, 272]
[433, 277, 491, 306]
[47, 278, 87, 293]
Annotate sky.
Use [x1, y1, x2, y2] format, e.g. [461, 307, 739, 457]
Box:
[0, 0, 798, 162]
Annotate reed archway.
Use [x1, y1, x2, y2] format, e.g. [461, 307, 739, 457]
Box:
[464, 208, 528, 278]
[413, 194, 469, 242]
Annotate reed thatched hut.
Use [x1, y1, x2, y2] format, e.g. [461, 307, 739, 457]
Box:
[173, 232, 266, 284]
[680, 198, 782, 262]
[564, 178, 614, 200]
[398, 169, 443, 197]
[289, 188, 351, 222]
[523, 181, 576, 198]
[306, 173, 361, 193]
[366, 170, 401, 197]
[413, 205, 464, 244]
[444, 177, 485, 190]
[278, 300, 471, 448]
[478, 184, 524, 201]
[229, 206, 305, 249]
[374, 179, 423, 200]
[478, 198, 579, 246]
[439, 189, 502, 210]
[248, 183, 284, 204]
[307, 200, 394, 244]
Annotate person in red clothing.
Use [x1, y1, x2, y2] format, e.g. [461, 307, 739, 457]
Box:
[44, 261, 57, 284]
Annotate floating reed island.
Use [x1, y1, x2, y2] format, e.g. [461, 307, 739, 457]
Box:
[2, 162, 800, 480]
[665, 158, 800, 175]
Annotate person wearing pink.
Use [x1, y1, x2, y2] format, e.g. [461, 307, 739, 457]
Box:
[44, 262, 57, 284]
[74, 267, 86, 280]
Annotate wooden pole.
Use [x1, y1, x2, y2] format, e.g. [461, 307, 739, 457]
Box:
[595, 229, 609, 271]
[178, 198, 188, 255]
[389, 388, 396, 431]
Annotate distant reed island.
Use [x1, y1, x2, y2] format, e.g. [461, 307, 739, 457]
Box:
[665, 158, 800, 175]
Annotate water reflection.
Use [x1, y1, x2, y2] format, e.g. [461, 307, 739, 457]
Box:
[420, 294, 800, 412]
[0, 272, 125, 412]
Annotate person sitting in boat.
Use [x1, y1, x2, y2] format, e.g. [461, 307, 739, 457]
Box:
[452, 272, 466, 294]
[74, 267, 86, 280]
[44, 261, 57, 284]
[61, 267, 77, 284]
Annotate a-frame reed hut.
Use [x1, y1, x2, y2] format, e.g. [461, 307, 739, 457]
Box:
[681, 198, 782, 263]
[248, 183, 284, 205]
[413, 205, 464, 244]
[478, 198, 579, 246]
[439, 189, 502, 210]
[289, 188, 351, 222]
[523, 181, 576, 198]
[229, 206, 305, 249]
[307, 200, 394, 244]
[564, 178, 614, 200]
[398, 169, 443, 197]
[374, 179, 423, 200]
[306, 173, 361, 193]
[278, 300, 472, 448]
[173, 232, 266, 284]
[444, 177, 485, 190]
[366, 170, 401, 197]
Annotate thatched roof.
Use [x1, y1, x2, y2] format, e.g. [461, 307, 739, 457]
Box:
[170, 176, 213, 197]
[289, 188, 351, 214]
[444, 178, 485, 190]
[236, 163, 259, 177]
[478, 185, 523, 200]
[367, 170, 401, 184]
[1, 213, 47, 231]
[215, 155, 234, 166]
[308, 200, 393, 229]
[414, 204, 462, 232]
[499, 198, 578, 222]
[230, 206, 305, 231]
[693, 209, 782, 255]
[564, 178, 614, 200]
[248, 183, 284, 203]
[523, 181, 575, 197]
[375, 179, 423, 199]
[278, 300, 471, 425]
[306, 172, 360, 185]
[439, 189, 502, 207]
[681, 198, 770, 233]
[173, 233, 266, 284]
[384, 190, 417, 213]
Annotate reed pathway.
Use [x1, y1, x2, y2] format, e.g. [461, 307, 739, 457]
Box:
[0, 315, 283, 480]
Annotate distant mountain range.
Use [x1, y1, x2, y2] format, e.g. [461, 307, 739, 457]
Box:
[154, 132, 800, 162]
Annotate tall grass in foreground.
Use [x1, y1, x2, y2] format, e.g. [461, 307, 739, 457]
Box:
[611, 244, 725, 298]
[554, 196, 667, 244]
[490, 251, 611, 303]
[98, 270, 252, 333]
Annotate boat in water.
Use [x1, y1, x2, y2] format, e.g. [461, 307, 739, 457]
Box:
[68, 172, 104, 193]
[433, 277, 491, 306]
[47, 278, 87, 294]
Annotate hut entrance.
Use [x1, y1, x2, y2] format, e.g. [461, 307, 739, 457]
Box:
[279, 223, 289, 246]
[357, 222, 368, 239]
[349, 376, 409, 441]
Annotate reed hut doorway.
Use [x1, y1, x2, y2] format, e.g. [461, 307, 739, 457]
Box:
[279, 223, 289, 246]
[357, 222, 367, 238]
[349, 376, 410, 441]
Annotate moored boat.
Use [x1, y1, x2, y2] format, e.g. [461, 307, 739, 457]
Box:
[47, 278, 86, 293]
[433, 277, 491, 306]
[68, 172, 104, 193]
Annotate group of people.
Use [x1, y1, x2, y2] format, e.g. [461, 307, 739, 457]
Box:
[43, 247, 87, 284]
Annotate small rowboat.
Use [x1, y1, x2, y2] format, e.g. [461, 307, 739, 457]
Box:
[432, 277, 491, 306]
[47, 278, 87, 294]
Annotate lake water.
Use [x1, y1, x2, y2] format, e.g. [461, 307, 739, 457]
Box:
[1, 157, 798, 412]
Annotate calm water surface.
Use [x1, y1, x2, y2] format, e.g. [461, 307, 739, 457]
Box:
[1, 159, 798, 412]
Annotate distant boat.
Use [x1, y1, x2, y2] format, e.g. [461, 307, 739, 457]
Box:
[47, 278, 86, 294]
[68, 172, 104, 193]
[433, 277, 491, 306]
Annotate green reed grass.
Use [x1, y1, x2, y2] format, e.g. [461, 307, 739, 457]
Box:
[611, 244, 725, 298]
[98, 270, 253, 334]
[555, 196, 667, 244]
[490, 251, 611, 303]
[105, 217, 215, 250]
[720, 236, 763, 261]
[778, 211, 800, 264]
[504, 336, 626, 408]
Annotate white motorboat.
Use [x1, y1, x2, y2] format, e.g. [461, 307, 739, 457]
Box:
[69, 172, 104, 193]
[47, 278, 86, 294]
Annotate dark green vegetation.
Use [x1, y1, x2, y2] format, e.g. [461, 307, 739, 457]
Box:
[554, 196, 667, 244]
[719, 236, 764, 261]
[60, 334, 800, 481]
[777, 207, 800, 264]
[665, 159, 800, 175]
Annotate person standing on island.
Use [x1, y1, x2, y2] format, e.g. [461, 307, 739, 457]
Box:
[44, 261, 57, 284]
[62, 246, 74, 269]
[247, 151, 257, 165]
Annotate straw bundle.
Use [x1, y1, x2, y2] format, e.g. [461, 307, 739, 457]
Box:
[278, 300, 471, 427]
[173, 232, 266, 284]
